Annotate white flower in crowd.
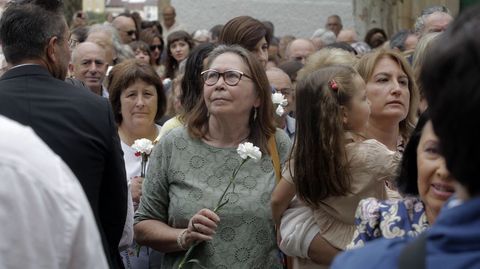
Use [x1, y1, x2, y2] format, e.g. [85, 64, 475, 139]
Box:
[272, 92, 288, 116]
[132, 138, 154, 155]
[272, 92, 288, 106]
[276, 105, 285, 117]
[237, 142, 262, 161]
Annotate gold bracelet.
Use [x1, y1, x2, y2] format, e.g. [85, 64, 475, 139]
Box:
[176, 229, 188, 250]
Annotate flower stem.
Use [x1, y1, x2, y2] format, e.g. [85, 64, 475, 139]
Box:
[177, 158, 249, 268]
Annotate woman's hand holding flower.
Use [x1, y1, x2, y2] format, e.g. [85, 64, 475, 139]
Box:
[181, 209, 220, 249]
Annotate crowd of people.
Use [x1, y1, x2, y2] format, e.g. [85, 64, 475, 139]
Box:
[0, 0, 479, 268]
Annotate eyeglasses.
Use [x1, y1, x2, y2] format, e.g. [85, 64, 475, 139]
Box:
[201, 69, 252, 86]
[68, 38, 79, 49]
[149, 45, 163, 51]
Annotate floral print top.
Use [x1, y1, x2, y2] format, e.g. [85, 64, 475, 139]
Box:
[347, 196, 429, 249]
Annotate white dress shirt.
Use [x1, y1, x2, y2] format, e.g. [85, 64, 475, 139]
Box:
[0, 115, 108, 269]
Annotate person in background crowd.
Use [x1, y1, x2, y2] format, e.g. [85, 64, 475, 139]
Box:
[134, 45, 292, 268]
[364, 28, 388, 49]
[278, 60, 304, 88]
[129, 41, 152, 65]
[141, 20, 163, 36]
[192, 29, 211, 46]
[414, 5, 453, 36]
[278, 35, 295, 60]
[139, 29, 165, 78]
[273, 64, 401, 267]
[325, 14, 343, 36]
[390, 29, 418, 61]
[347, 112, 454, 249]
[337, 28, 358, 44]
[161, 5, 186, 41]
[311, 28, 337, 50]
[333, 5, 480, 268]
[0, 115, 108, 269]
[411, 32, 440, 114]
[164, 30, 193, 79]
[209, 24, 223, 44]
[71, 25, 89, 43]
[0, 1, 128, 267]
[69, 41, 109, 97]
[267, 68, 296, 139]
[285, 38, 315, 64]
[108, 59, 167, 269]
[158, 42, 215, 138]
[71, 10, 88, 29]
[112, 14, 138, 44]
[219, 15, 272, 68]
[87, 24, 133, 66]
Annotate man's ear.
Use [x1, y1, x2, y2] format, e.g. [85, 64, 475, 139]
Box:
[68, 63, 75, 76]
[46, 36, 59, 64]
[340, 105, 349, 126]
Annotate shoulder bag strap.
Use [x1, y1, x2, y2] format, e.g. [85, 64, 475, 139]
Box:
[268, 135, 281, 184]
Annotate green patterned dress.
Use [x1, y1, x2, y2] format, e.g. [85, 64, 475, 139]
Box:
[135, 127, 292, 269]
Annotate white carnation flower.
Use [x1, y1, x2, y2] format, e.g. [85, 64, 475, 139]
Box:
[276, 105, 285, 116]
[132, 138, 154, 155]
[272, 92, 288, 106]
[237, 142, 262, 161]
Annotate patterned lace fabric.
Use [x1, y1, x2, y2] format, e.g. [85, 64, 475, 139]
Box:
[347, 196, 429, 249]
[135, 127, 292, 269]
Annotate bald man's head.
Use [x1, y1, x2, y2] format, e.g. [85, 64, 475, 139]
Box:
[69, 42, 108, 95]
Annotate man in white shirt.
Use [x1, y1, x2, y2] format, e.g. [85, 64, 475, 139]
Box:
[0, 115, 108, 269]
[161, 5, 186, 41]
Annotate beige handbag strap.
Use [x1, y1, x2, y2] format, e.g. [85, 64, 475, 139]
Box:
[268, 135, 281, 184]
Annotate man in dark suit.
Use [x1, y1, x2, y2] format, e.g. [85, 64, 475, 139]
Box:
[0, 1, 128, 268]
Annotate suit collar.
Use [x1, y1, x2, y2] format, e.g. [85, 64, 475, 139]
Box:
[1, 64, 53, 81]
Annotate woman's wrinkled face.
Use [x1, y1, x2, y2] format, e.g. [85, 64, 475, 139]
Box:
[203, 52, 260, 118]
[417, 121, 455, 221]
[366, 57, 410, 124]
[120, 79, 158, 128]
[169, 39, 190, 62]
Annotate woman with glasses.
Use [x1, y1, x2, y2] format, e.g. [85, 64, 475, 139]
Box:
[134, 45, 292, 268]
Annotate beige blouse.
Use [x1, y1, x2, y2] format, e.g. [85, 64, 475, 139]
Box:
[282, 138, 401, 250]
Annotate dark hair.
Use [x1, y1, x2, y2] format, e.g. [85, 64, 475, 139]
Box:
[71, 26, 90, 43]
[293, 65, 360, 207]
[396, 111, 430, 195]
[140, 20, 163, 35]
[219, 16, 272, 51]
[108, 59, 167, 124]
[0, 0, 66, 64]
[165, 30, 194, 79]
[210, 24, 223, 41]
[179, 43, 215, 119]
[420, 4, 480, 195]
[186, 45, 275, 153]
[390, 29, 411, 51]
[326, 42, 357, 55]
[364, 27, 388, 49]
[139, 29, 164, 65]
[278, 60, 304, 84]
[129, 40, 152, 58]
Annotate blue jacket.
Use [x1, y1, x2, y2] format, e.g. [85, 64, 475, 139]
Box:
[332, 197, 480, 269]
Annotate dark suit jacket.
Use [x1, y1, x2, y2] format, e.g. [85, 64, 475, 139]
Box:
[0, 65, 127, 268]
